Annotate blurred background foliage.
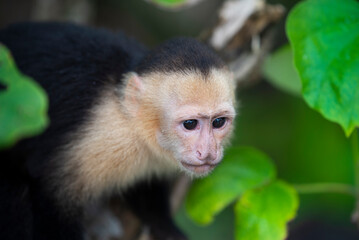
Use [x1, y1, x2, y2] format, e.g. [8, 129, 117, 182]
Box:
[0, 0, 358, 239]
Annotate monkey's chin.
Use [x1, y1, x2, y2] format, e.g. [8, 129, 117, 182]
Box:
[180, 162, 217, 177]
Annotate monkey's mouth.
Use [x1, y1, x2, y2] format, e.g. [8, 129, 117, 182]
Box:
[180, 162, 218, 174]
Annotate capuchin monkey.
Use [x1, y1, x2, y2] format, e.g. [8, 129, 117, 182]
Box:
[0, 22, 236, 240]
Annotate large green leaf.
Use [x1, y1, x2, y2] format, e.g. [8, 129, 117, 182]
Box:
[186, 146, 276, 225]
[286, 0, 359, 137]
[0, 44, 48, 149]
[235, 180, 299, 240]
[262, 44, 302, 96]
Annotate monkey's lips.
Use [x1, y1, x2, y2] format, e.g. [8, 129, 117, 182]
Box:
[180, 162, 218, 174]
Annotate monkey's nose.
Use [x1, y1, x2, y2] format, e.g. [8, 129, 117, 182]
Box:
[196, 150, 217, 162]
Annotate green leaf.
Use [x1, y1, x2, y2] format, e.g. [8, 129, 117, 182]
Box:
[186, 146, 276, 225]
[286, 0, 359, 137]
[262, 44, 302, 96]
[147, 0, 187, 8]
[0, 44, 49, 149]
[235, 180, 299, 240]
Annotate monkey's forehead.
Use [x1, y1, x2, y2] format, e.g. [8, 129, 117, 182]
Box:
[143, 68, 236, 105]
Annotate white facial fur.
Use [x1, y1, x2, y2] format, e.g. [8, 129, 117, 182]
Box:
[157, 104, 235, 177]
[148, 69, 236, 177]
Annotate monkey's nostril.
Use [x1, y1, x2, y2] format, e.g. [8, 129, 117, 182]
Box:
[196, 151, 201, 158]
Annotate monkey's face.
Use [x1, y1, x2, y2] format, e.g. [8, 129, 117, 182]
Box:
[155, 70, 236, 177]
[166, 104, 235, 177]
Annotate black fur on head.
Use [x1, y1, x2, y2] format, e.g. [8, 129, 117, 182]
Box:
[136, 37, 225, 77]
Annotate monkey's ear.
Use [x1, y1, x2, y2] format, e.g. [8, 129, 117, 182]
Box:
[123, 72, 145, 116]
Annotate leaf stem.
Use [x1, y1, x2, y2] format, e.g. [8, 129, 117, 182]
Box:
[293, 183, 356, 196]
[351, 129, 359, 226]
[352, 130, 359, 196]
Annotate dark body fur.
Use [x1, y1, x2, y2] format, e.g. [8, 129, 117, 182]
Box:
[0, 22, 148, 240]
[0, 22, 223, 240]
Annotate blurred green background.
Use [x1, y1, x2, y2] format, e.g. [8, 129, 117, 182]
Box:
[1, 0, 358, 239]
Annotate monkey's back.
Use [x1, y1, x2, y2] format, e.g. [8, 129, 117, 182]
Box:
[0, 22, 147, 177]
[0, 22, 148, 240]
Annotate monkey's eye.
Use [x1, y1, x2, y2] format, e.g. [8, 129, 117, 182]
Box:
[183, 119, 198, 130]
[212, 117, 226, 129]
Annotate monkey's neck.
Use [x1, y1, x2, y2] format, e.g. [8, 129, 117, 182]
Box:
[55, 94, 177, 205]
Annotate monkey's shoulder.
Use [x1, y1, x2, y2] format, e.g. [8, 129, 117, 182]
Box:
[0, 22, 147, 177]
